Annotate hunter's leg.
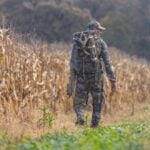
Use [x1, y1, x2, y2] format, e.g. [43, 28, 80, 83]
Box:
[91, 79, 104, 127]
[73, 77, 88, 125]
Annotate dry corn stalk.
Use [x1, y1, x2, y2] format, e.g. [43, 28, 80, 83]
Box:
[0, 29, 149, 116]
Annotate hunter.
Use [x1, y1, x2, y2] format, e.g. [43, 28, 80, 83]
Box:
[67, 20, 116, 128]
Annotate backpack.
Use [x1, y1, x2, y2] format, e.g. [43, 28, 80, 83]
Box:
[72, 30, 101, 74]
[73, 30, 96, 56]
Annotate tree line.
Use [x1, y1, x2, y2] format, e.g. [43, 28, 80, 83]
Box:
[0, 0, 149, 59]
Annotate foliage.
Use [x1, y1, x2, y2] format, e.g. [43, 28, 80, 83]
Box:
[74, 0, 150, 59]
[0, 120, 149, 150]
[0, 0, 91, 42]
[37, 107, 55, 128]
[0, 0, 150, 59]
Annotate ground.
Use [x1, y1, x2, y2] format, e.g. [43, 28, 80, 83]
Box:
[0, 102, 149, 150]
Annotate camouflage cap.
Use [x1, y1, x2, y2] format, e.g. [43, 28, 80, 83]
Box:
[87, 20, 106, 30]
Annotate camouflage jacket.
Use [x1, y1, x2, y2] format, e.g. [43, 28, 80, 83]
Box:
[69, 36, 116, 83]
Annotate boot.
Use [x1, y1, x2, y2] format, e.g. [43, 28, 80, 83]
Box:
[90, 120, 99, 128]
[75, 119, 84, 126]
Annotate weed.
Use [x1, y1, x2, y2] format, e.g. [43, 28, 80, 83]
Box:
[37, 107, 54, 128]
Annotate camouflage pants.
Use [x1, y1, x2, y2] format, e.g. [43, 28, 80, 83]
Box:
[73, 73, 105, 125]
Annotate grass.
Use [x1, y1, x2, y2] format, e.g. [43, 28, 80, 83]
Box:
[0, 118, 149, 150]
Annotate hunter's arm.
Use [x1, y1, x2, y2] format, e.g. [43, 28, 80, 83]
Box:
[67, 43, 78, 96]
[100, 39, 116, 82]
[70, 43, 78, 79]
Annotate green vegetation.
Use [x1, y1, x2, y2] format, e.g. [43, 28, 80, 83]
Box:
[0, 0, 91, 42]
[0, 120, 149, 150]
[37, 107, 55, 128]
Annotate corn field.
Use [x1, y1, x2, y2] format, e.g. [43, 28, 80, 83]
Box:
[0, 29, 149, 119]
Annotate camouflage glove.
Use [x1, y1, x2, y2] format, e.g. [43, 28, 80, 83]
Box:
[66, 83, 73, 97]
[111, 81, 116, 94]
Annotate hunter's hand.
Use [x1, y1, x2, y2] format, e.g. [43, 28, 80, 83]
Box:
[111, 81, 116, 94]
[66, 83, 72, 97]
